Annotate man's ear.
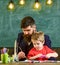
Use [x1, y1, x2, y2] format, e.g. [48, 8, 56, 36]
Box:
[32, 25, 37, 33]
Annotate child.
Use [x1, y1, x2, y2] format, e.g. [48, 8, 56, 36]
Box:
[27, 31, 58, 61]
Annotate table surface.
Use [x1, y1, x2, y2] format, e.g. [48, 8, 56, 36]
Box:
[0, 60, 60, 65]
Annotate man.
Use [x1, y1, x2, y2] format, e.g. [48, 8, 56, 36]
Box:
[17, 16, 51, 61]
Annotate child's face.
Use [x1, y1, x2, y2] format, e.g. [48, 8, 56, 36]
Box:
[32, 40, 44, 50]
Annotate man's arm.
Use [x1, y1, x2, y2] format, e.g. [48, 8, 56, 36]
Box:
[17, 32, 26, 60]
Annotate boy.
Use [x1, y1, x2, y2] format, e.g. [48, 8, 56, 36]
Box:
[27, 31, 58, 61]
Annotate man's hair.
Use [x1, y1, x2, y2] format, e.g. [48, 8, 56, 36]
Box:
[31, 31, 45, 42]
[21, 16, 35, 28]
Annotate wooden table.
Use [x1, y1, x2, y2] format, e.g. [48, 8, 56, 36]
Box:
[0, 61, 60, 65]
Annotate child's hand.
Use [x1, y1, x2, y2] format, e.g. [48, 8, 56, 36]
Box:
[40, 55, 46, 58]
[36, 54, 43, 58]
[46, 53, 52, 58]
[46, 52, 58, 58]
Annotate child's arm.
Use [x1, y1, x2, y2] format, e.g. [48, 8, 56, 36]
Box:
[28, 54, 42, 60]
[45, 46, 58, 58]
[46, 52, 58, 58]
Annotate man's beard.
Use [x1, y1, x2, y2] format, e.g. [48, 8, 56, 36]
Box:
[23, 34, 32, 43]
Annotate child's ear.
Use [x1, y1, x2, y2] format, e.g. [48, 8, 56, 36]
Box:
[43, 40, 45, 44]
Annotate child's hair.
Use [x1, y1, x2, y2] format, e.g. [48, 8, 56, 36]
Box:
[31, 31, 45, 42]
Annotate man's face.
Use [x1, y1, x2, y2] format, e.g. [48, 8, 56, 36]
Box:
[22, 26, 34, 42]
[22, 26, 34, 36]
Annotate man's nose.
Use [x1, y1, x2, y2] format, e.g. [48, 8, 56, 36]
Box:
[24, 31, 29, 35]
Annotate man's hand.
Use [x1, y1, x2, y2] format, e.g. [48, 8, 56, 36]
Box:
[18, 51, 26, 59]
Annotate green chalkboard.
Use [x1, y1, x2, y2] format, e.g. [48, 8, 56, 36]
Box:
[0, 0, 60, 47]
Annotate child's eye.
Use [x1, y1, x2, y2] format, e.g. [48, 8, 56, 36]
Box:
[37, 43, 40, 45]
[33, 43, 36, 45]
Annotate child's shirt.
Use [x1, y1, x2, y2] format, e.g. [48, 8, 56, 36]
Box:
[27, 45, 55, 61]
